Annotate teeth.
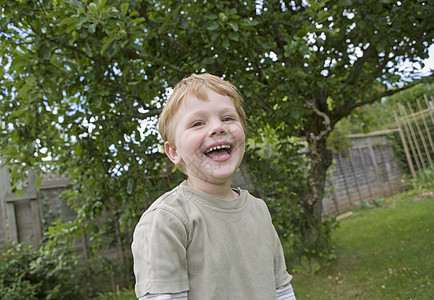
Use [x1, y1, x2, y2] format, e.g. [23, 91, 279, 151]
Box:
[205, 144, 231, 153]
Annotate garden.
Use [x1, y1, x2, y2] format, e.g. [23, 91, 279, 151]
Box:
[1, 0, 433, 299]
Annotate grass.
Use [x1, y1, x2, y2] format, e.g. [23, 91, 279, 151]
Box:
[94, 191, 434, 300]
[292, 191, 434, 299]
[92, 289, 136, 300]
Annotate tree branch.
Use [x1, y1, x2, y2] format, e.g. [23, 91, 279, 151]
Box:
[343, 43, 376, 86]
[348, 82, 419, 111]
[304, 101, 332, 142]
[329, 82, 420, 124]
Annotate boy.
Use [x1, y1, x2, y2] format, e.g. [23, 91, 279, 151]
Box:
[132, 73, 296, 299]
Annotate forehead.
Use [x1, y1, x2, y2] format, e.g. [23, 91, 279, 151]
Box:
[177, 89, 236, 114]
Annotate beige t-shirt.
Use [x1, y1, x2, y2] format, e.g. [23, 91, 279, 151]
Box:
[132, 181, 292, 300]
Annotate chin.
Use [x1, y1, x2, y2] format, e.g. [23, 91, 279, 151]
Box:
[209, 167, 239, 181]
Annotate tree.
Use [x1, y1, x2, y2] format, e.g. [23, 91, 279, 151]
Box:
[1, 0, 433, 264]
[239, 0, 433, 253]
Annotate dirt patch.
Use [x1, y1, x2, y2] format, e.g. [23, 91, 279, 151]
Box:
[410, 191, 434, 201]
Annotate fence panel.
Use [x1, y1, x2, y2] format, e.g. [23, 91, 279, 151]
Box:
[322, 131, 403, 216]
[395, 97, 434, 177]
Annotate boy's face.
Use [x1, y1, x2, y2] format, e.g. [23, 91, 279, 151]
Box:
[165, 88, 245, 185]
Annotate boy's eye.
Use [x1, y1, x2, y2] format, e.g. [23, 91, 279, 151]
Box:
[222, 116, 235, 122]
[191, 121, 204, 127]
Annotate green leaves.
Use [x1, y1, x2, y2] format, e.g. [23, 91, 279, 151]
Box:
[206, 23, 219, 31]
[100, 37, 117, 57]
[1, 0, 432, 279]
[120, 3, 129, 17]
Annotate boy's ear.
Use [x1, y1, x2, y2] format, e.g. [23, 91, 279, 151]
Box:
[164, 141, 182, 165]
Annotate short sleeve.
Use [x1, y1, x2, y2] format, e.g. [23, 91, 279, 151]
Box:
[260, 199, 292, 288]
[132, 209, 189, 298]
[272, 226, 292, 288]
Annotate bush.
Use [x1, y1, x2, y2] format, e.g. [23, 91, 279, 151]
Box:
[0, 243, 39, 300]
[244, 133, 337, 273]
[405, 167, 434, 192]
[0, 242, 88, 300]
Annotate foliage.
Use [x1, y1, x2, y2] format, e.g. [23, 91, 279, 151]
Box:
[89, 255, 135, 294]
[387, 131, 412, 175]
[405, 166, 434, 192]
[354, 197, 388, 210]
[0, 242, 88, 300]
[371, 197, 385, 207]
[245, 129, 307, 261]
[354, 199, 374, 209]
[41, 212, 136, 293]
[1, 0, 433, 267]
[245, 130, 337, 271]
[291, 216, 338, 277]
[326, 120, 353, 153]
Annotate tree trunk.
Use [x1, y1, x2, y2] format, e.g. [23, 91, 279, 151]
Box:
[301, 136, 333, 252]
[300, 104, 334, 253]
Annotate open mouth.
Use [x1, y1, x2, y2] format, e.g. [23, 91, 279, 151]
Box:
[204, 144, 232, 159]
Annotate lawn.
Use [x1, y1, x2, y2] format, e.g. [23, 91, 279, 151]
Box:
[96, 192, 434, 300]
[292, 192, 434, 299]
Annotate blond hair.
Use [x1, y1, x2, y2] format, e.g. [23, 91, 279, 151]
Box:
[158, 73, 247, 146]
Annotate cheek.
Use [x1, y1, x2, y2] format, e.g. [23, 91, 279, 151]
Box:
[187, 131, 203, 144]
[232, 127, 246, 155]
[178, 132, 203, 154]
[232, 124, 246, 141]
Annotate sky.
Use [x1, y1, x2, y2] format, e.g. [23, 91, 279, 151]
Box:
[408, 44, 434, 77]
[421, 44, 434, 76]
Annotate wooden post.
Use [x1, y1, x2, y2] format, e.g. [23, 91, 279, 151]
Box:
[0, 162, 9, 243]
[348, 149, 363, 201]
[405, 103, 426, 168]
[368, 142, 380, 180]
[399, 103, 423, 171]
[358, 147, 373, 198]
[5, 189, 38, 245]
[327, 174, 340, 215]
[395, 112, 416, 178]
[416, 98, 433, 167]
[6, 203, 18, 242]
[367, 141, 388, 197]
[30, 199, 42, 246]
[337, 153, 352, 206]
[424, 95, 434, 125]
[379, 145, 393, 197]
[0, 166, 43, 246]
[407, 102, 432, 167]
[0, 163, 19, 243]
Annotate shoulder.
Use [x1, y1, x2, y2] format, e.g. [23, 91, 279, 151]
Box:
[242, 189, 270, 209]
[134, 184, 192, 234]
[239, 189, 273, 220]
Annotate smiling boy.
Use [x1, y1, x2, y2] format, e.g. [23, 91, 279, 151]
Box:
[132, 73, 296, 299]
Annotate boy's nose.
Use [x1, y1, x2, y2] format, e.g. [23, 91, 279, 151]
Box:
[210, 122, 227, 136]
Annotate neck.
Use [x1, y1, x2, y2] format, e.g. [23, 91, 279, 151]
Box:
[186, 177, 238, 201]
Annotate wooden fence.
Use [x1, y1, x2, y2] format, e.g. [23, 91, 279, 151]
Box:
[0, 164, 84, 250]
[321, 130, 403, 216]
[395, 96, 434, 177]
